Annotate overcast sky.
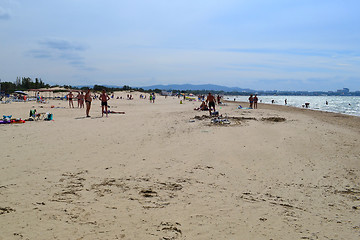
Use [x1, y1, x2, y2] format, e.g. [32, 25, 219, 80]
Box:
[1, 0, 359, 91]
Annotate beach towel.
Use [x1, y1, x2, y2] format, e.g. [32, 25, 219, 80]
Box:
[3, 115, 12, 122]
[238, 105, 252, 109]
[10, 119, 25, 124]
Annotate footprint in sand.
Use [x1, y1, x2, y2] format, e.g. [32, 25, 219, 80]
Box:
[157, 222, 182, 240]
[0, 206, 16, 215]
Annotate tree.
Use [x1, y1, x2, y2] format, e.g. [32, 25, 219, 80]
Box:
[21, 77, 32, 89]
[122, 85, 131, 90]
[94, 85, 107, 91]
[35, 78, 39, 89]
[0, 81, 16, 93]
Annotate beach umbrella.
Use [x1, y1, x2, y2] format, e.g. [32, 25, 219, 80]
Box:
[14, 91, 28, 95]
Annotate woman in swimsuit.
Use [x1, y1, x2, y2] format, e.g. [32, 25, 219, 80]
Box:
[76, 92, 81, 108]
[253, 94, 258, 109]
[79, 92, 85, 108]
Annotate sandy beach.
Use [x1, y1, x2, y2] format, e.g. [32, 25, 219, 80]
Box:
[1, 92, 359, 240]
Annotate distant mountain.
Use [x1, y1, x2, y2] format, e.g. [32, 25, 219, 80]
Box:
[141, 84, 253, 92]
[73, 83, 255, 93]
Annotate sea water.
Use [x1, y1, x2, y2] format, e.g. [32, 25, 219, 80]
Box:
[225, 95, 360, 117]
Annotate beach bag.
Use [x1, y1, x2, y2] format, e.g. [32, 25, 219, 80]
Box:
[30, 109, 36, 117]
[45, 113, 53, 121]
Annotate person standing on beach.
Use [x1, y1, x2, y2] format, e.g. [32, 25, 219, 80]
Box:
[79, 92, 85, 108]
[206, 92, 216, 115]
[76, 92, 81, 108]
[253, 94, 258, 109]
[217, 95, 221, 105]
[248, 94, 254, 109]
[85, 89, 92, 117]
[67, 91, 74, 108]
[99, 89, 110, 117]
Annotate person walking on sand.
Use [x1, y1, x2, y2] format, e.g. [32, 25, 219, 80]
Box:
[253, 94, 258, 109]
[67, 91, 74, 108]
[99, 89, 110, 117]
[248, 94, 254, 109]
[85, 89, 92, 117]
[206, 92, 216, 115]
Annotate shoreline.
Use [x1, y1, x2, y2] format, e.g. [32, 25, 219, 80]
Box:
[225, 95, 360, 117]
[225, 99, 360, 131]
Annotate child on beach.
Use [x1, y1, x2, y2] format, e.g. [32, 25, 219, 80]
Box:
[99, 89, 110, 117]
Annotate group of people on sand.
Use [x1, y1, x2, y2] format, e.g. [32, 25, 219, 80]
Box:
[149, 93, 156, 103]
[248, 94, 258, 109]
[194, 92, 222, 115]
[67, 90, 161, 118]
[67, 89, 111, 118]
[195, 101, 209, 111]
[67, 91, 86, 109]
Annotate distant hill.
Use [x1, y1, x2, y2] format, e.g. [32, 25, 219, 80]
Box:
[141, 84, 253, 92]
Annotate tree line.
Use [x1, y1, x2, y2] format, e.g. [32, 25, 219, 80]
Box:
[91, 84, 163, 94]
[1, 78, 237, 95]
[0, 78, 166, 95]
[0, 77, 50, 93]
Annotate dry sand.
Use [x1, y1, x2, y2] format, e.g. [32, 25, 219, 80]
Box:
[1, 92, 359, 240]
